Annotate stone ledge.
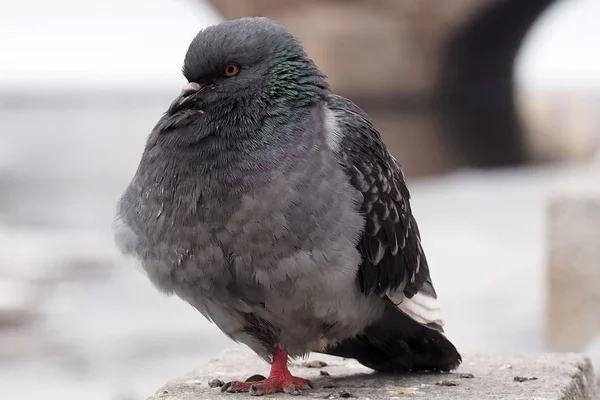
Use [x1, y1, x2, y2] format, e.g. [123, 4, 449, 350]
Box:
[148, 348, 598, 400]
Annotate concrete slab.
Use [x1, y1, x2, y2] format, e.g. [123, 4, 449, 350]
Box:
[148, 348, 598, 400]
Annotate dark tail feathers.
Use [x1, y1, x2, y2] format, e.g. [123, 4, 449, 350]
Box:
[321, 303, 461, 372]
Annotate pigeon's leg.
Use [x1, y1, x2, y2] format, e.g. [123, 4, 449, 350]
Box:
[222, 345, 313, 395]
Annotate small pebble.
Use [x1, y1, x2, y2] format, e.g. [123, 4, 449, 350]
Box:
[304, 360, 328, 368]
[514, 376, 538, 383]
[436, 380, 458, 387]
[320, 370, 331, 376]
[322, 382, 338, 389]
[322, 390, 355, 399]
[208, 378, 224, 388]
[459, 373, 475, 379]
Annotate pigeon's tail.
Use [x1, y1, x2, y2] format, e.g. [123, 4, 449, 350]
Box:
[322, 302, 461, 372]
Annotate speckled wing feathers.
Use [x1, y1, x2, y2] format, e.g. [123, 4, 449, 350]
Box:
[325, 94, 431, 300]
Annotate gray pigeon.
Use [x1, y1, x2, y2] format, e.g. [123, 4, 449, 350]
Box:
[114, 17, 461, 395]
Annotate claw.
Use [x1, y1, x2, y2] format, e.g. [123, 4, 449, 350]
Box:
[282, 383, 302, 395]
[220, 382, 232, 393]
[249, 384, 261, 396]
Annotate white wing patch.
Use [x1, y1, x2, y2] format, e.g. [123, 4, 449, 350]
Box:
[324, 108, 345, 152]
[390, 291, 445, 328]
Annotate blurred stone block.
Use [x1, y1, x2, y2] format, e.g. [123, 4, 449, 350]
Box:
[546, 182, 600, 355]
[519, 92, 600, 163]
[147, 347, 598, 400]
[593, 149, 600, 169]
[366, 108, 457, 176]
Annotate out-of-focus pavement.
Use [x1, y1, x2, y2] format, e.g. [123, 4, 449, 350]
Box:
[0, 100, 594, 398]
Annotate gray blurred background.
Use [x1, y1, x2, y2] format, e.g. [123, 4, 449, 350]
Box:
[0, 0, 599, 399]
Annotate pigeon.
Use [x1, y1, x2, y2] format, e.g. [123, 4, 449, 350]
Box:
[114, 17, 461, 396]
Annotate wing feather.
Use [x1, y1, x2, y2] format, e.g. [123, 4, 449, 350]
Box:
[325, 94, 434, 303]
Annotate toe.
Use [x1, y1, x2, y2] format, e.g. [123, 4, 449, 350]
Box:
[249, 384, 262, 396]
[291, 377, 313, 390]
[222, 381, 253, 393]
[220, 382, 232, 393]
[249, 382, 279, 396]
[282, 383, 302, 395]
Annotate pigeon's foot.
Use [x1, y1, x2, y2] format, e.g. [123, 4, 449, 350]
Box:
[221, 346, 313, 396]
[222, 375, 312, 395]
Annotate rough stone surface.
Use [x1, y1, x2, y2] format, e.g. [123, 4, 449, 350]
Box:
[147, 348, 598, 400]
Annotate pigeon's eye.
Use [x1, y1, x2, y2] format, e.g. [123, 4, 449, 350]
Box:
[223, 64, 240, 77]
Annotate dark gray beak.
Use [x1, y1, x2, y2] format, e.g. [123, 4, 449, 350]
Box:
[167, 82, 202, 115]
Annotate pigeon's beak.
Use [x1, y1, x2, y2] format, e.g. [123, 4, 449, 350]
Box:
[181, 82, 202, 94]
[167, 82, 203, 115]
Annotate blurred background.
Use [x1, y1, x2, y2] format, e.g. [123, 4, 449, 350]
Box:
[1, 0, 599, 398]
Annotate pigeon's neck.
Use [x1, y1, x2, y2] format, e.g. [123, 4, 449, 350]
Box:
[266, 49, 330, 109]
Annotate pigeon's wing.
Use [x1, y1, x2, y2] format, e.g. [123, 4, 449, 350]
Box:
[325, 94, 443, 330]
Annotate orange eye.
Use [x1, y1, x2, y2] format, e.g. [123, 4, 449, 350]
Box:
[224, 64, 240, 77]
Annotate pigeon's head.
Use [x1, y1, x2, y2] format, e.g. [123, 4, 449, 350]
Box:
[168, 17, 329, 117]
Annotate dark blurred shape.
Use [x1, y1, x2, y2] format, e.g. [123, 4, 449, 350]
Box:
[437, 0, 557, 168]
[205, 0, 557, 176]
